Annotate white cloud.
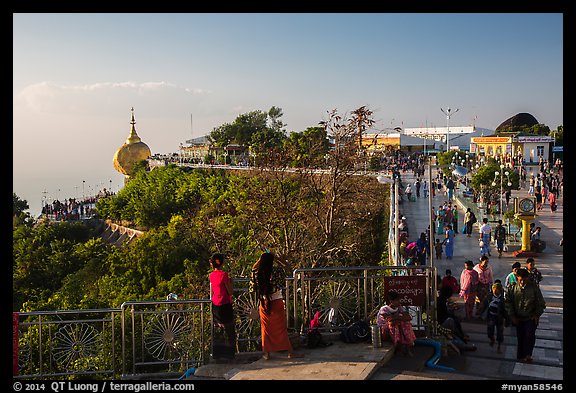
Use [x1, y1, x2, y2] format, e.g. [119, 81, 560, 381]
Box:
[14, 81, 211, 114]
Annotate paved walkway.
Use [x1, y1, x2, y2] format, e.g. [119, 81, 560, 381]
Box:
[383, 170, 563, 380]
[189, 169, 563, 381]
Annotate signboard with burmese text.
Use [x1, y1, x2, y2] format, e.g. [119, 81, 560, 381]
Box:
[471, 136, 512, 144]
[383, 275, 427, 307]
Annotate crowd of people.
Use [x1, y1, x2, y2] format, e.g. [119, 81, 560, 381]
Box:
[437, 256, 546, 362]
[388, 155, 559, 363]
[40, 192, 111, 221]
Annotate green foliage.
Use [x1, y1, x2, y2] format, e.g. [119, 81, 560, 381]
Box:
[13, 221, 100, 311]
[96, 165, 205, 228]
[209, 109, 271, 147]
[284, 127, 329, 168]
[13, 193, 34, 227]
[497, 123, 551, 135]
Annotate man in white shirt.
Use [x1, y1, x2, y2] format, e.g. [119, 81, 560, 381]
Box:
[479, 217, 492, 257]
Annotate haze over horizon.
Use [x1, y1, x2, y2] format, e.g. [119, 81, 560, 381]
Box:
[13, 13, 563, 217]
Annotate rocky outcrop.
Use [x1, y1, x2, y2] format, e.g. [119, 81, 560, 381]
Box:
[495, 113, 539, 132]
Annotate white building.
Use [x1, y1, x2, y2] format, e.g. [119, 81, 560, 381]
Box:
[403, 125, 495, 151]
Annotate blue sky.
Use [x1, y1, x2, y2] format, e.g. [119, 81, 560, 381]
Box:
[13, 13, 563, 216]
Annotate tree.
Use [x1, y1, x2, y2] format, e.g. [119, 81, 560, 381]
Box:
[268, 106, 286, 132]
[13, 193, 33, 227]
[284, 127, 329, 168]
[305, 106, 387, 267]
[209, 110, 269, 147]
[350, 106, 375, 151]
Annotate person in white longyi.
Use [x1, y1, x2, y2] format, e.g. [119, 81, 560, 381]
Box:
[479, 217, 492, 257]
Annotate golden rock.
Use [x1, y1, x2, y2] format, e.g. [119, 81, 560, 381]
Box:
[113, 108, 151, 179]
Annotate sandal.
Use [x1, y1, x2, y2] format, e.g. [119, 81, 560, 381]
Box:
[288, 352, 304, 359]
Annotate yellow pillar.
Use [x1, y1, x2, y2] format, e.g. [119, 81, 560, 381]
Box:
[520, 217, 533, 252]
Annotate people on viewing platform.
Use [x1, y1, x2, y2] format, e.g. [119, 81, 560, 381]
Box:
[40, 189, 113, 221]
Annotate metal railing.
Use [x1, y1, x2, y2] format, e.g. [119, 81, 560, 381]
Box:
[14, 264, 435, 380]
[288, 265, 436, 335]
[119, 299, 211, 378]
[14, 308, 119, 380]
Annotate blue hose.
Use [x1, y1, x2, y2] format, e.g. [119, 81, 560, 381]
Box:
[178, 367, 196, 380]
[414, 339, 455, 372]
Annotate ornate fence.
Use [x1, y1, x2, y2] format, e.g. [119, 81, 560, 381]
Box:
[14, 265, 435, 380]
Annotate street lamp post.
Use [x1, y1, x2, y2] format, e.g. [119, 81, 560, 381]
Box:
[492, 164, 511, 220]
[440, 107, 459, 152]
[427, 156, 437, 336]
[377, 175, 398, 266]
[552, 130, 556, 163]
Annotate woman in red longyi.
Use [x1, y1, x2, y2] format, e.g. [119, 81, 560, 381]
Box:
[249, 252, 303, 360]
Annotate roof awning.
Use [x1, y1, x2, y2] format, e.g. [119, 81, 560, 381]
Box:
[452, 165, 469, 177]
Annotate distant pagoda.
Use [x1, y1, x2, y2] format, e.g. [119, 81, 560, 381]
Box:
[113, 107, 151, 184]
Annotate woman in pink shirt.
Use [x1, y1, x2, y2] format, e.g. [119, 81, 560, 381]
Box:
[209, 253, 236, 358]
[460, 260, 479, 320]
[473, 255, 494, 316]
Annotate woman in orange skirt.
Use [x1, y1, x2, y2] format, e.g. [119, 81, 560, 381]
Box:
[250, 252, 303, 360]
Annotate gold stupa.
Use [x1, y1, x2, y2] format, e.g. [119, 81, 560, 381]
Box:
[113, 108, 152, 183]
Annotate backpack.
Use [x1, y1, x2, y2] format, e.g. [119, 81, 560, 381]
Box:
[306, 329, 323, 348]
[495, 225, 506, 240]
[340, 320, 370, 343]
[469, 212, 477, 224]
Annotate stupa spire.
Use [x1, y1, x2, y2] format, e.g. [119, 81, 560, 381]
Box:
[126, 107, 142, 144]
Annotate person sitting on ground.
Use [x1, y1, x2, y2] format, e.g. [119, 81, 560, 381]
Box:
[306, 310, 331, 348]
[398, 216, 409, 237]
[436, 285, 476, 353]
[377, 290, 417, 356]
[398, 234, 409, 264]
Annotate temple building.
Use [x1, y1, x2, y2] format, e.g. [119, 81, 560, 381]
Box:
[113, 108, 152, 184]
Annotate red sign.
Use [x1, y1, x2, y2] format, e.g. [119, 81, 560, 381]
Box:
[383, 276, 427, 307]
[13, 312, 19, 376]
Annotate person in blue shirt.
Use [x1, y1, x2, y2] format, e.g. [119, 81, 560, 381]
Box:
[415, 232, 430, 265]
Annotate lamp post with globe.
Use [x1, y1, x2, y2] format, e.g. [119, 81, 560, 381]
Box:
[440, 107, 459, 152]
[492, 164, 512, 220]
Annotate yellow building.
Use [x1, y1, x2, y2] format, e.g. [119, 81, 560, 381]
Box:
[470, 136, 512, 158]
[470, 134, 554, 164]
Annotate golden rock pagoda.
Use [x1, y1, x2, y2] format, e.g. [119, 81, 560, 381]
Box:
[113, 108, 152, 183]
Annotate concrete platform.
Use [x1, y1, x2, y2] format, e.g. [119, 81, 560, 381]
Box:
[192, 340, 395, 380]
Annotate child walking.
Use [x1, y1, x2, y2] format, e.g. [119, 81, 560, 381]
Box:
[435, 238, 444, 260]
[480, 282, 507, 353]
